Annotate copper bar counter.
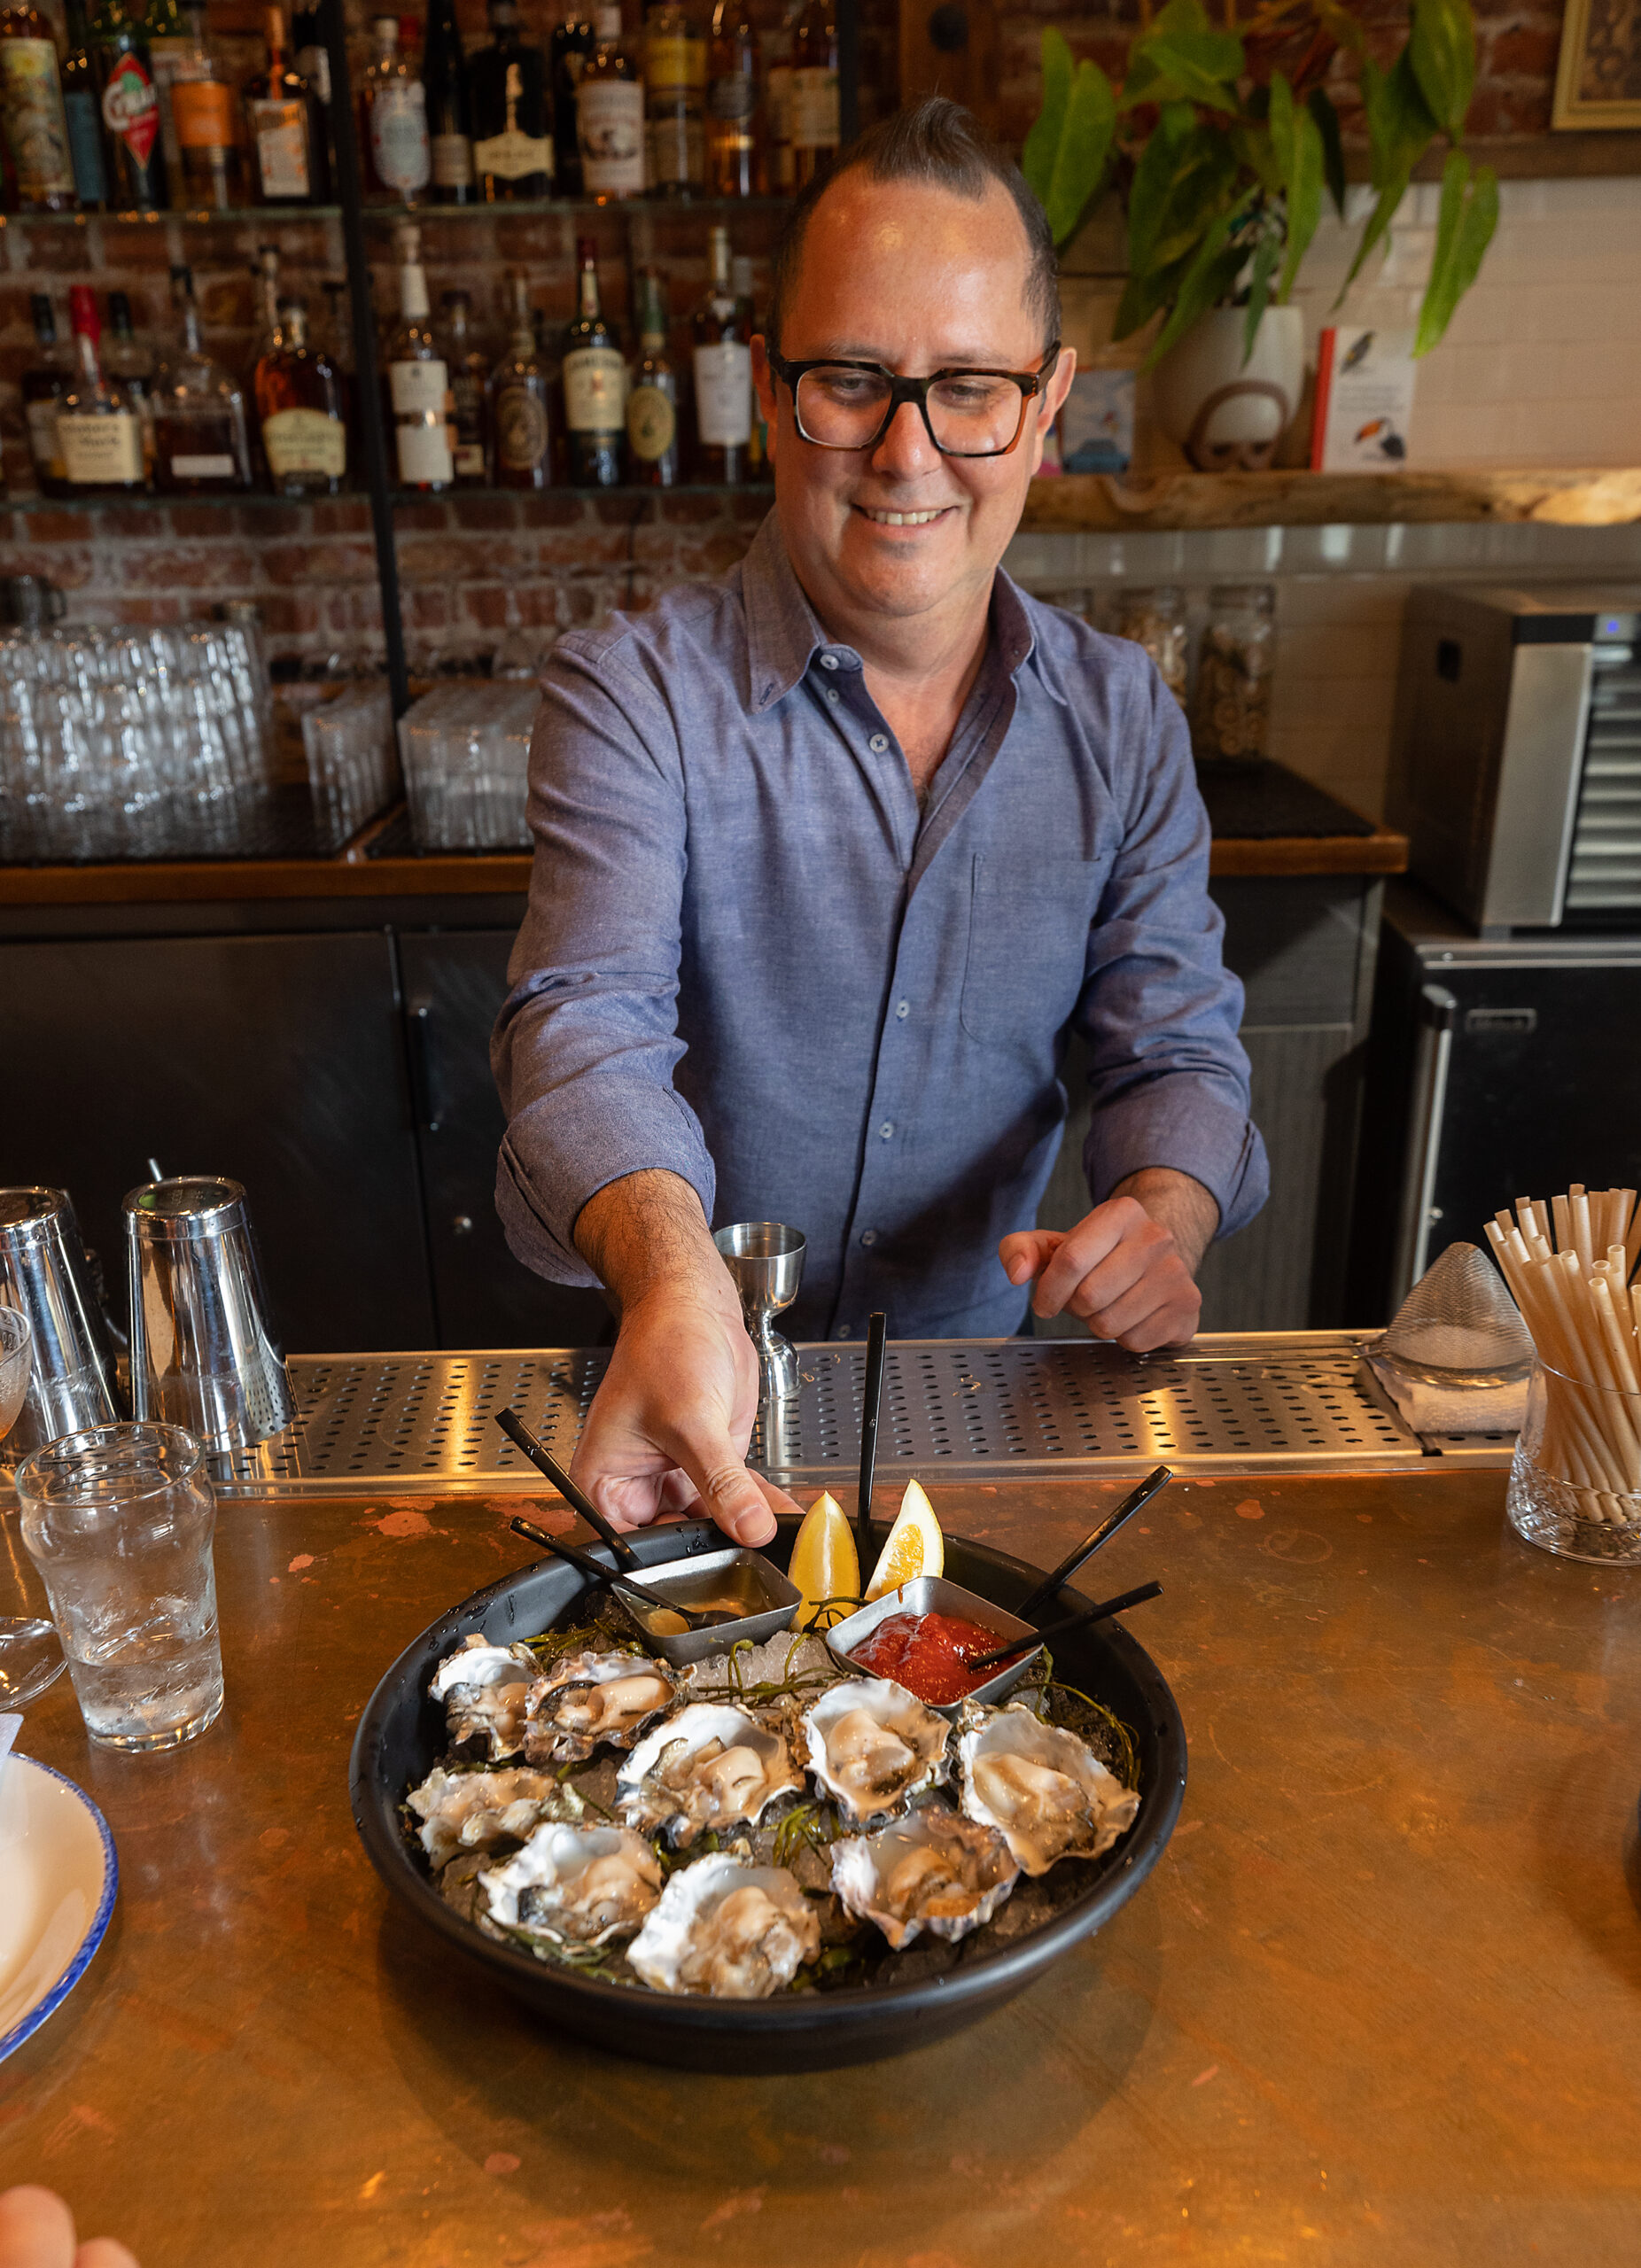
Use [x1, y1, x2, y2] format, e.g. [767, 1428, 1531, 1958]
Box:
[3, 1464, 1638, 2265]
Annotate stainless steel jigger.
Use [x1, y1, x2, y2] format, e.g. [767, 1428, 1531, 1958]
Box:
[713, 1222, 805, 1413]
[124, 1177, 294, 1452]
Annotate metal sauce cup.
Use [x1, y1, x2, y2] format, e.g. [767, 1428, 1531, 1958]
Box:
[611, 1546, 801, 1668]
[825, 1575, 1046, 1719]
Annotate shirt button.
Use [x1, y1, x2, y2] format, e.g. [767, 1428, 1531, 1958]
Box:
[868, 733, 889, 753]
[834, 1324, 852, 1340]
[825, 687, 840, 705]
[820, 653, 839, 671]
[894, 998, 909, 1020]
[859, 1229, 876, 1247]
[879, 1120, 894, 1140]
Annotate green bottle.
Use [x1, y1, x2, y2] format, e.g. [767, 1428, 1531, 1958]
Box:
[90, 0, 168, 213]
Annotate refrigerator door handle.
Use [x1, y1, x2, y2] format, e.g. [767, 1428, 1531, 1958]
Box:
[1390, 983, 1458, 1309]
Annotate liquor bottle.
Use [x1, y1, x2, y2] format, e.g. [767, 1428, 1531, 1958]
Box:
[152, 263, 253, 493]
[321, 274, 356, 435]
[759, 0, 797, 193]
[105, 288, 156, 475]
[548, 0, 592, 196]
[167, 3, 239, 210]
[470, 0, 552, 202]
[488, 270, 552, 491]
[58, 285, 147, 494]
[22, 292, 70, 496]
[441, 290, 489, 484]
[562, 235, 626, 485]
[424, 0, 473, 204]
[578, 1, 642, 203]
[692, 224, 750, 481]
[731, 251, 769, 478]
[705, 0, 755, 198]
[242, 4, 329, 206]
[60, 0, 108, 211]
[626, 266, 677, 489]
[291, 5, 330, 109]
[143, 0, 191, 207]
[789, 0, 835, 190]
[90, 0, 167, 212]
[645, 0, 703, 199]
[385, 220, 454, 492]
[0, 0, 77, 212]
[359, 15, 430, 205]
[249, 242, 284, 369]
[254, 297, 347, 495]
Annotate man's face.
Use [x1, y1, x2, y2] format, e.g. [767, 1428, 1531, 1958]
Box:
[753, 174, 1075, 633]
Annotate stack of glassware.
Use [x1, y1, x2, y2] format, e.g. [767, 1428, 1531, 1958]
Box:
[0, 619, 273, 863]
[397, 680, 541, 852]
[300, 680, 399, 843]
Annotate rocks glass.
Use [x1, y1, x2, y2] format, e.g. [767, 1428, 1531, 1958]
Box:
[16, 1422, 225, 1751]
[1505, 1356, 1641, 1565]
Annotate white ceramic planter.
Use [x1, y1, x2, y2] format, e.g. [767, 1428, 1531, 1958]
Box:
[1152, 305, 1304, 470]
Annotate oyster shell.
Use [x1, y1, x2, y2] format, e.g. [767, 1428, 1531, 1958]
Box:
[523, 1650, 679, 1766]
[803, 1677, 951, 1825]
[480, 1821, 664, 1947]
[428, 1635, 541, 1760]
[830, 1801, 1019, 1949]
[406, 1762, 573, 1868]
[626, 1853, 820, 1998]
[617, 1702, 805, 1846]
[957, 1702, 1140, 1876]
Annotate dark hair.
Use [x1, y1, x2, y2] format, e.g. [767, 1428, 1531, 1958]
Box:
[766, 97, 1060, 361]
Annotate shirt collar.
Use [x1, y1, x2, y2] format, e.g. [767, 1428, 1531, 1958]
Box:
[740, 510, 1051, 712]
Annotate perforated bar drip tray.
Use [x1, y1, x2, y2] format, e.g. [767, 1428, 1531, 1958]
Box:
[211, 1332, 1424, 1498]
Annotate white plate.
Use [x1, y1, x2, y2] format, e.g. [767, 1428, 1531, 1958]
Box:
[0, 1753, 118, 2062]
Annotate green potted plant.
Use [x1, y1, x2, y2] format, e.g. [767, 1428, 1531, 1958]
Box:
[1023, 0, 1498, 468]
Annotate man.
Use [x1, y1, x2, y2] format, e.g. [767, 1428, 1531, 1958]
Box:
[494, 100, 1267, 1549]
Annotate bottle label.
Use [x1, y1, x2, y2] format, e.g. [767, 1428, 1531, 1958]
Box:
[171, 79, 235, 152]
[101, 52, 161, 171]
[26, 397, 63, 471]
[248, 98, 311, 198]
[63, 88, 108, 203]
[370, 82, 431, 195]
[1, 40, 75, 198]
[694, 340, 751, 447]
[396, 414, 454, 484]
[472, 124, 552, 183]
[170, 452, 237, 479]
[646, 32, 704, 94]
[59, 412, 144, 485]
[790, 66, 838, 151]
[627, 381, 676, 462]
[294, 44, 332, 105]
[577, 81, 644, 193]
[648, 106, 702, 190]
[432, 129, 472, 187]
[562, 345, 626, 433]
[263, 407, 346, 477]
[495, 384, 549, 470]
[389, 358, 449, 417]
[708, 70, 755, 122]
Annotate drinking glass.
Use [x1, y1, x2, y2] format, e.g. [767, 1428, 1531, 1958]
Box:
[16, 1422, 225, 1751]
[1505, 1356, 1641, 1565]
[0, 1308, 66, 1708]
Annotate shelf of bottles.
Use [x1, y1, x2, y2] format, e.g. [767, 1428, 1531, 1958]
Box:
[2, 0, 841, 510]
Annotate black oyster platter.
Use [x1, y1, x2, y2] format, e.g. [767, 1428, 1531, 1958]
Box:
[350, 1514, 1186, 2073]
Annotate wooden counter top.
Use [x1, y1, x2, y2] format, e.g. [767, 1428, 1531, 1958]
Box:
[3, 1464, 1635, 2264]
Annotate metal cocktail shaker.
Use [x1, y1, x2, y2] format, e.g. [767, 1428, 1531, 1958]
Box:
[0, 1188, 120, 1471]
[123, 1177, 294, 1451]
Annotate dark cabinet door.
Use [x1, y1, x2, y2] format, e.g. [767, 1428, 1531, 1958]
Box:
[398, 931, 612, 1348]
[0, 932, 433, 1354]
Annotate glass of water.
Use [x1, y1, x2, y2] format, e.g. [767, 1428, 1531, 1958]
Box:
[15, 1422, 224, 1752]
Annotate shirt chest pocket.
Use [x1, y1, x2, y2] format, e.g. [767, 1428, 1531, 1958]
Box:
[959, 852, 1108, 1046]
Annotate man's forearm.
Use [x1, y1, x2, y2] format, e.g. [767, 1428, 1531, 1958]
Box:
[1113, 1167, 1219, 1277]
[574, 1169, 736, 1319]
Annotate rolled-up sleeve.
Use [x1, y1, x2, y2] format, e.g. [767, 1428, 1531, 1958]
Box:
[491, 640, 716, 1286]
[1076, 663, 1269, 1239]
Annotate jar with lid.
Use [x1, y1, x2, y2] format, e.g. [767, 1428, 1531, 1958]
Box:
[1102, 584, 1188, 711]
[1191, 582, 1273, 760]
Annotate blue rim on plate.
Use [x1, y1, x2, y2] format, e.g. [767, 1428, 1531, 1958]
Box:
[0, 1756, 120, 2064]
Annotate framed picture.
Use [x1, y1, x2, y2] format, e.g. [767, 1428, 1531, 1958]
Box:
[1553, 0, 1641, 129]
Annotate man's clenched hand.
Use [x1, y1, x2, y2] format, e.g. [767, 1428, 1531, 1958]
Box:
[999, 1168, 1218, 1351]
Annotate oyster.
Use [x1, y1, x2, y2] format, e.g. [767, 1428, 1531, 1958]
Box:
[481, 1821, 664, 1947]
[626, 1853, 820, 1998]
[406, 1763, 573, 1868]
[428, 1635, 541, 1760]
[523, 1650, 679, 1766]
[803, 1677, 951, 1825]
[617, 1702, 805, 1846]
[830, 1801, 1018, 1949]
[957, 1702, 1140, 1876]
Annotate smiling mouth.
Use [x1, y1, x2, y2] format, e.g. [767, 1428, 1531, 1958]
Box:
[854, 505, 954, 527]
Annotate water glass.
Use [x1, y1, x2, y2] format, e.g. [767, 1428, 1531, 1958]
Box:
[16, 1422, 225, 1751]
[1505, 1357, 1641, 1565]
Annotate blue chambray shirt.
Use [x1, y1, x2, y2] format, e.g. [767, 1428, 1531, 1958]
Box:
[493, 514, 1266, 1341]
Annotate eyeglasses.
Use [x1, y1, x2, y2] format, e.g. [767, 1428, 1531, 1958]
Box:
[766, 344, 1062, 458]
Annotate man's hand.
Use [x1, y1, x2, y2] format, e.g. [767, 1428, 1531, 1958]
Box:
[0, 2187, 137, 2268]
[999, 1168, 1218, 1351]
[568, 1170, 799, 1547]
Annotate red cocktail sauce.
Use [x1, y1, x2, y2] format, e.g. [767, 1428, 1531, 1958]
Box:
[847, 1611, 1010, 1706]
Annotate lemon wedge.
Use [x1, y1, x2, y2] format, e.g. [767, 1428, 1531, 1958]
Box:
[864, 1478, 944, 1601]
[789, 1489, 860, 1632]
